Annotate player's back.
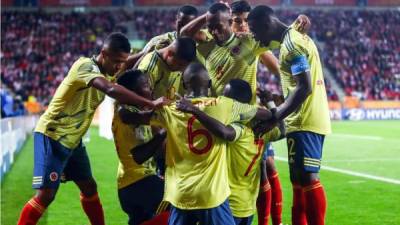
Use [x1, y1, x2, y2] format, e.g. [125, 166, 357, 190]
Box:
[111, 104, 156, 190]
[279, 28, 331, 135]
[151, 96, 257, 210]
[227, 125, 263, 218]
[138, 51, 182, 100]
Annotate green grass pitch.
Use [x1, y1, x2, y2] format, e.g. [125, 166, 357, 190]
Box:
[2, 121, 400, 224]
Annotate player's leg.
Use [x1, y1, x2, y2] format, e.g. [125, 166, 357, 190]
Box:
[18, 132, 72, 225]
[297, 132, 326, 225]
[265, 145, 283, 225]
[256, 157, 271, 225]
[197, 199, 236, 225]
[65, 142, 105, 225]
[118, 175, 165, 225]
[287, 133, 307, 225]
[288, 131, 327, 225]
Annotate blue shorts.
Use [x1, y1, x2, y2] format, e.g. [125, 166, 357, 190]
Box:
[234, 215, 254, 225]
[118, 175, 165, 225]
[262, 143, 275, 160]
[286, 131, 325, 173]
[32, 132, 92, 189]
[168, 199, 235, 225]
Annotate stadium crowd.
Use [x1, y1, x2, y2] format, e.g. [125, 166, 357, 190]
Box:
[1, 8, 399, 116]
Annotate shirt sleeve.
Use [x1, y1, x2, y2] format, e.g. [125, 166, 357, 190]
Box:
[76, 61, 104, 86]
[286, 39, 310, 76]
[230, 101, 258, 124]
[229, 122, 246, 142]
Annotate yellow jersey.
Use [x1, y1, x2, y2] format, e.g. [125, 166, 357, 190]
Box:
[35, 57, 110, 149]
[142, 31, 177, 53]
[279, 28, 331, 135]
[197, 32, 269, 102]
[150, 96, 258, 209]
[227, 125, 264, 217]
[138, 51, 183, 100]
[112, 104, 157, 189]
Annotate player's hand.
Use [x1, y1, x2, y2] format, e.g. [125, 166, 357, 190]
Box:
[176, 94, 197, 114]
[151, 96, 171, 109]
[257, 87, 274, 106]
[295, 14, 311, 34]
[253, 120, 278, 136]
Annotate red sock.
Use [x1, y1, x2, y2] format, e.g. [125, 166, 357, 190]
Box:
[139, 211, 170, 225]
[292, 184, 307, 225]
[80, 193, 105, 225]
[17, 197, 46, 225]
[256, 180, 272, 225]
[303, 181, 327, 225]
[268, 171, 283, 225]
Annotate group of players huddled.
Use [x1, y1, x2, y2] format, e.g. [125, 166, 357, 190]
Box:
[17, 1, 331, 225]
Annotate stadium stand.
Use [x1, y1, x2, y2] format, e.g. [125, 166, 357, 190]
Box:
[1, 8, 399, 111]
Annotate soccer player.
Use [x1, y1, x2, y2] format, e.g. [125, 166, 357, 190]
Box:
[17, 33, 167, 225]
[177, 79, 285, 225]
[112, 70, 168, 225]
[142, 5, 199, 53]
[248, 6, 332, 225]
[132, 63, 273, 225]
[180, 3, 310, 102]
[229, 2, 289, 224]
[137, 37, 197, 100]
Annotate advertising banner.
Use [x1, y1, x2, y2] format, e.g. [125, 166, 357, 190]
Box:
[39, 0, 111, 6]
[293, 0, 356, 5]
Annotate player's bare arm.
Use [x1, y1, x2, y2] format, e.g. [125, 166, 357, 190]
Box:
[131, 127, 167, 164]
[118, 52, 145, 73]
[275, 71, 312, 121]
[259, 52, 280, 76]
[179, 13, 209, 42]
[176, 97, 237, 141]
[90, 77, 168, 109]
[117, 105, 153, 125]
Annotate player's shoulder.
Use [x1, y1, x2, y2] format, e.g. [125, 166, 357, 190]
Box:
[139, 51, 159, 71]
[74, 57, 101, 74]
[283, 29, 311, 51]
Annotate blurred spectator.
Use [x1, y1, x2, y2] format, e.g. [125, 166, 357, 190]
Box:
[1, 9, 399, 107]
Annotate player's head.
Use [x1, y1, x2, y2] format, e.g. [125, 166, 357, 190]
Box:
[182, 63, 210, 96]
[230, 0, 251, 33]
[165, 37, 197, 72]
[100, 32, 131, 76]
[223, 79, 252, 103]
[117, 70, 152, 99]
[247, 5, 278, 47]
[176, 5, 199, 34]
[207, 3, 233, 45]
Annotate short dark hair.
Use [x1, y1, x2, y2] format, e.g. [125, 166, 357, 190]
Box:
[117, 69, 146, 91]
[104, 32, 131, 54]
[231, 0, 251, 14]
[178, 5, 198, 17]
[247, 5, 274, 22]
[209, 2, 230, 14]
[227, 79, 252, 103]
[175, 37, 197, 62]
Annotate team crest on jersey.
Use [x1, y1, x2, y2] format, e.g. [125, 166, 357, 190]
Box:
[231, 46, 241, 56]
[49, 172, 58, 182]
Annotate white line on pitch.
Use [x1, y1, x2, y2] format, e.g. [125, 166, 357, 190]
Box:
[324, 158, 400, 163]
[275, 156, 400, 185]
[330, 133, 383, 141]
